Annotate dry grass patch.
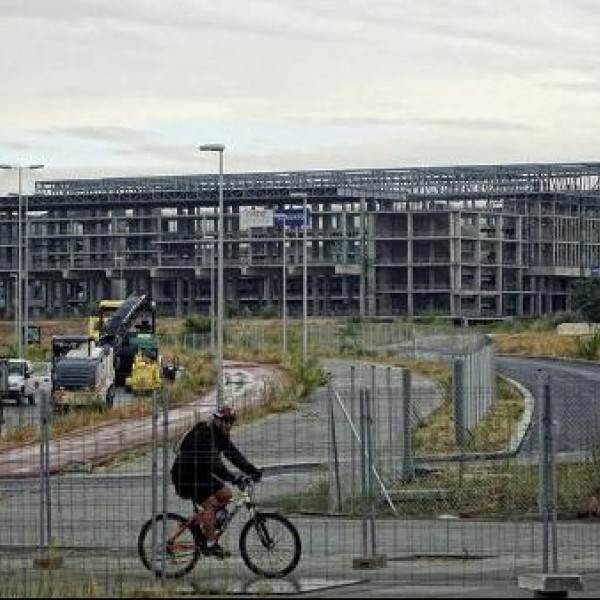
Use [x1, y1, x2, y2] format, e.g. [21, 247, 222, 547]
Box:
[412, 374, 524, 455]
[493, 332, 579, 357]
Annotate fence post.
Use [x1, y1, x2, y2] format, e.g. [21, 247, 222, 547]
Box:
[370, 364, 378, 470]
[453, 357, 467, 448]
[150, 388, 159, 572]
[352, 388, 387, 570]
[350, 364, 357, 512]
[365, 389, 376, 557]
[33, 388, 62, 569]
[400, 368, 414, 482]
[538, 371, 559, 574]
[161, 387, 170, 580]
[327, 373, 342, 513]
[386, 366, 393, 475]
[361, 389, 368, 557]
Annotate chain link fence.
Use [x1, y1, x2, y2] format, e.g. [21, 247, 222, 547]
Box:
[0, 326, 599, 595]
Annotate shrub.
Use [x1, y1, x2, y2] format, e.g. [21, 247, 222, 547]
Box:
[183, 314, 212, 334]
[575, 333, 600, 361]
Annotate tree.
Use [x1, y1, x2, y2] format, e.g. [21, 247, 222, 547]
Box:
[572, 278, 600, 322]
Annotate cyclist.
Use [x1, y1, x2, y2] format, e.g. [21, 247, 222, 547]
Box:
[170, 404, 262, 559]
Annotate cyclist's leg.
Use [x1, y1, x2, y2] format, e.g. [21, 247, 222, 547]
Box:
[197, 486, 232, 542]
[167, 481, 196, 545]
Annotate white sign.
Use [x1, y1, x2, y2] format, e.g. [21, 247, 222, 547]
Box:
[239, 207, 274, 230]
[335, 264, 362, 275]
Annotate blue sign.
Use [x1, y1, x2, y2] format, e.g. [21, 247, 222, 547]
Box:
[274, 209, 311, 229]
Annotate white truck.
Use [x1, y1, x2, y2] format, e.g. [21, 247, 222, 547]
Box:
[51, 335, 116, 412]
[4, 359, 35, 405]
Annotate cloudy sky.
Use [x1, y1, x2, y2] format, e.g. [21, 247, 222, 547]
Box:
[1, 0, 600, 191]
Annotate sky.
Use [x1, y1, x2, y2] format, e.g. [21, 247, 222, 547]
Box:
[1, 0, 600, 193]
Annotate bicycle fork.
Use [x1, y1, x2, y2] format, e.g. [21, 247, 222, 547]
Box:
[252, 513, 275, 549]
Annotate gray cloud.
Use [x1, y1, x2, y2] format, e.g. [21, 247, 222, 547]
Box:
[414, 117, 539, 133]
[295, 115, 538, 133]
[44, 126, 156, 144]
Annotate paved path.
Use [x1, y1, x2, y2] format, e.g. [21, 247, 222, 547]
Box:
[0, 361, 281, 478]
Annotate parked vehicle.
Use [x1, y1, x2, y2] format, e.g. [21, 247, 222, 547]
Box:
[51, 335, 115, 411]
[29, 361, 52, 401]
[3, 359, 35, 405]
[124, 330, 162, 394]
[88, 299, 123, 341]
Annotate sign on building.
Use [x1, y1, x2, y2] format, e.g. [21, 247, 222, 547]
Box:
[239, 207, 274, 230]
[274, 208, 311, 229]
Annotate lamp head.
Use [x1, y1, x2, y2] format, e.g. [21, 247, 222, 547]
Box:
[198, 144, 225, 153]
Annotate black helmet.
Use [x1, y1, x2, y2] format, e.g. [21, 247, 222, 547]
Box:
[212, 404, 237, 423]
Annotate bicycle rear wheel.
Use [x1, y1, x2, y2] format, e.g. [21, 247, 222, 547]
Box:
[137, 513, 201, 579]
[239, 512, 301, 578]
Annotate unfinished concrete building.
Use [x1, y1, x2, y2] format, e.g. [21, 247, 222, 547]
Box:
[1, 161, 599, 320]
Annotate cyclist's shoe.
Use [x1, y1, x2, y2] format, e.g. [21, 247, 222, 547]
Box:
[203, 542, 231, 560]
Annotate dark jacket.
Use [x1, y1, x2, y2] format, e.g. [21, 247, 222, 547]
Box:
[171, 421, 260, 488]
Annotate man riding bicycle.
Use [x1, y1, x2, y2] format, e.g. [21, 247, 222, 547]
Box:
[170, 404, 262, 559]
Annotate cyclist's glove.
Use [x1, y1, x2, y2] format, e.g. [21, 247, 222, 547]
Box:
[251, 468, 263, 483]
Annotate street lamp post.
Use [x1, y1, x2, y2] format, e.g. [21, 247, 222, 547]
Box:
[303, 193, 308, 365]
[0, 164, 44, 358]
[198, 144, 225, 407]
[209, 236, 216, 353]
[290, 192, 309, 364]
[282, 221, 287, 360]
[9, 274, 18, 345]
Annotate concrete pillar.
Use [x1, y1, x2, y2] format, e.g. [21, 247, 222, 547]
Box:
[176, 277, 183, 317]
[60, 280, 69, 317]
[189, 277, 196, 314]
[264, 276, 271, 310]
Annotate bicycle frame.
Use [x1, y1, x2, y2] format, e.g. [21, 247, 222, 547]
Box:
[171, 479, 258, 546]
[215, 479, 258, 536]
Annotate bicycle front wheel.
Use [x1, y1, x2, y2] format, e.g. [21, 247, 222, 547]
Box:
[137, 513, 201, 579]
[239, 512, 301, 578]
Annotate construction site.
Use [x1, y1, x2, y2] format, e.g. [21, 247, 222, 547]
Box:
[0, 161, 599, 321]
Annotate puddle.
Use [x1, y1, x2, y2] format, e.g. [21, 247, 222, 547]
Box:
[176, 577, 364, 596]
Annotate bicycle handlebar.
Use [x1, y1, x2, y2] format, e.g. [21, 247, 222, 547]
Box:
[235, 474, 260, 490]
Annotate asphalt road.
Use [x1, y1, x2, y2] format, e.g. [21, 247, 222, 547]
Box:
[497, 355, 600, 454]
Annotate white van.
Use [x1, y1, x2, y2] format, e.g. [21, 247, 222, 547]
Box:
[6, 359, 35, 405]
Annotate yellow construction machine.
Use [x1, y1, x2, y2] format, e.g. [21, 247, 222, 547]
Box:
[124, 334, 162, 394]
[88, 299, 123, 341]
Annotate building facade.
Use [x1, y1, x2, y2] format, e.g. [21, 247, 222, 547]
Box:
[1, 161, 600, 320]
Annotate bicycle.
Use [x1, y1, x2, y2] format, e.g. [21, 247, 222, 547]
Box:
[137, 475, 302, 579]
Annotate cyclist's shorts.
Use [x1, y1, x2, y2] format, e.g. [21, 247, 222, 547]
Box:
[172, 475, 224, 504]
